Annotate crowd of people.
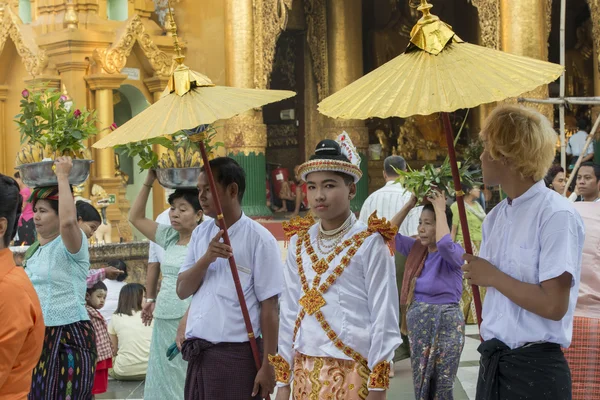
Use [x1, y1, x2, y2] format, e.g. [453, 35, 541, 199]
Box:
[0, 103, 599, 400]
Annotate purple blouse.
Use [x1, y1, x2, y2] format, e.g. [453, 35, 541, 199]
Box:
[395, 234, 464, 304]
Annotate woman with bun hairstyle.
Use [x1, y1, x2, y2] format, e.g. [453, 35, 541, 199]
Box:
[25, 157, 97, 399]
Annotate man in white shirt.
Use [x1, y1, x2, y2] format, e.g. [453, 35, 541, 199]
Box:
[567, 118, 595, 169]
[576, 162, 600, 202]
[359, 155, 420, 361]
[463, 105, 584, 400]
[177, 157, 283, 400]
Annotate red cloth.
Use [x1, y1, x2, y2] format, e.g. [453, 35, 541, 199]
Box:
[92, 358, 112, 395]
[563, 316, 600, 400]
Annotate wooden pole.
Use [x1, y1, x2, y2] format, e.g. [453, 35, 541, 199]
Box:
[442, 113, 483, 331]
[563, 113, 600, 196]
[518, 97, 600, 105]
[559, 0, 567, 171]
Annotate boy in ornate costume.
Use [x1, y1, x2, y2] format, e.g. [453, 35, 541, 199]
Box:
[271, 134, 401, 400]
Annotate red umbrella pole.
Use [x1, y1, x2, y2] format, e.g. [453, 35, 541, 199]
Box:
[441, 113, 483, 331]
[194, 139, 264, 373]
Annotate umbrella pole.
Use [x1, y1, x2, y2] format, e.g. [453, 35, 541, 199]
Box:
[441, 113, 483, 332]
[196, 141, 264, 373]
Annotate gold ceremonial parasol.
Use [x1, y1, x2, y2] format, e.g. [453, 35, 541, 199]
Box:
[318, 2, 563, 119]
[318, 0, 564, 330]
[92, 24, 295, 149]
[91, 6, 295, 381]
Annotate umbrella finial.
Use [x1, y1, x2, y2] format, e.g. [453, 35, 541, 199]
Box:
[166, 0, 185, 65]
[417, 0, 433, 17]
[409, 0, 460, 55]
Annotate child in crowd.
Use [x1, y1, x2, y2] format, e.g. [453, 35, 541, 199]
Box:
[86, 281, 113, 397]
[108, 283, 153, 381]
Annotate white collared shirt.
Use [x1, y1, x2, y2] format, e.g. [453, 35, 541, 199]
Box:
[277, 217, 401, 386]
[479, 180, 585, 349]
[359, 181, 422, 236]
[567, 130, 595, 156]
[180, 213, 284, 343]
[148, 209, 171, 264]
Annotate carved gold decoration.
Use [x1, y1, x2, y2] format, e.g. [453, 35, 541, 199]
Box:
[64, 0, 79, 30]
[470, 0, 500, 49]
[0, 6, 49, 77]
[225, 114, 268, 155]
[546, 0, 553, 40]
[253, 0, 293, 89]
[304, 0, 329, 100]
[92, 15, 172, 77]
[267, 124, 298, 147]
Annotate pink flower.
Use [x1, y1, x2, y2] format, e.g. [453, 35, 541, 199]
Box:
[21, 89, 29, 98]
[110, 123, 118, 131]
[73, 109, 82, 118]
[59, 95, 68, 103]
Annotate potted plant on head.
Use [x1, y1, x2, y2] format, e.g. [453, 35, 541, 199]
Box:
[114, 127, 223, 189]
[14, 86, 98, 187]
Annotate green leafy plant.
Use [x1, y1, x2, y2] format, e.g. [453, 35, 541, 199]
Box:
[394, 110, 481, 201]
[114, 127, 224, 171]
[14, 86, 97, 157]
[396, 160, 482, 201]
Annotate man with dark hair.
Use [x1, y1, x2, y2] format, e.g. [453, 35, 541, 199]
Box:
[359, 155, 421, 362]
[576, 162, 600, 202]
[567, 118, 595, 169]
[177, 157, 283, 400]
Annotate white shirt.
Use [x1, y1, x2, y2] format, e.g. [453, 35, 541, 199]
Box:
[567, 130, 595, 156]
[277, 217, 401, 387]
[479, 180, 584, 349]
[180, 213, 284, 343]
[148, 209, 171, 264]
[108, 310, 153, 377]
[100, 279, 127, 324]
[359, 181, 422, 236]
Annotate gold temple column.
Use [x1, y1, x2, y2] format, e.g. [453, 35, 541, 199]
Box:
[85, 73, 127, 240]
[324, 0, 369, 209]
[224, 0, 271, 216]
[0, 86, 8, 175]
[144, 75, 170, 218]
[500, 0, 552, 119]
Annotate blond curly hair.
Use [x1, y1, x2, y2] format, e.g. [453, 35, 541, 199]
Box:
[480, 105, 557, 182]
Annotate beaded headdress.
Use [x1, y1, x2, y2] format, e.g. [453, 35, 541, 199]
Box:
[298, 132, 362, 183]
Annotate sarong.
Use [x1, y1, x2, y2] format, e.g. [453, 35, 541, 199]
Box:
[182, 337, 263, 400]
[477, 338, 572, 400]
[406, 301, 465, 400]
[292, 353, 370, 400]
[563, 316, 600, 400]
[29, 321, 97, 400]
[144, 317, 188, 400]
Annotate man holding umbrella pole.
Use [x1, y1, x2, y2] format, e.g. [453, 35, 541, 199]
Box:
[176, 157, 284, 400]
[462, 105, 585, 400]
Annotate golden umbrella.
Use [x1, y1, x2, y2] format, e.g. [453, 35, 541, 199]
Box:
[92, 66, 295, 148]
[318, 0, 564, 329]
[92, 8, 295, 378]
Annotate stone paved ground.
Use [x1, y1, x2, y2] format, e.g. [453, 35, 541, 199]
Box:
[98, 325, 481, 399]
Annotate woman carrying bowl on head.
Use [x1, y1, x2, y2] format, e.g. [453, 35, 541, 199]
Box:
[129, 169, 203, 400]
[25, 157, 98, 399]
